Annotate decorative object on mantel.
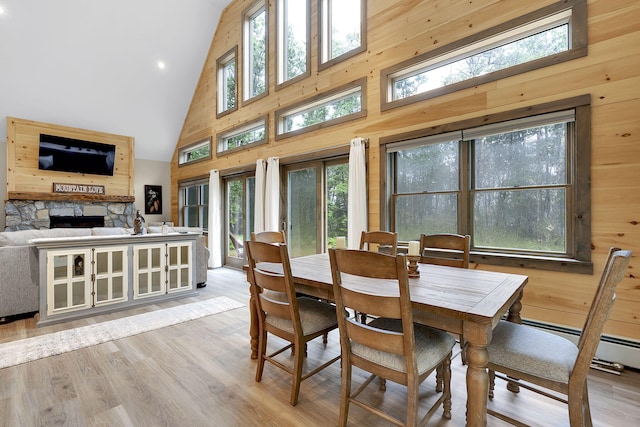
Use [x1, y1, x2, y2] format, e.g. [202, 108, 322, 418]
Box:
[133, 209, 146, 235]
[144, 185, 162, 214]
[53, 182, 105, 195]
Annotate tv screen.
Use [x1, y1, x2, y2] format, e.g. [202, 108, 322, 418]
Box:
[38, 134, 116, 176]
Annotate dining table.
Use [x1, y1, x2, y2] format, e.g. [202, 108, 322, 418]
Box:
[246, 253, 528, 427]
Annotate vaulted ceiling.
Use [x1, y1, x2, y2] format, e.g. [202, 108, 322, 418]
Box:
[0, 0, 232, 161]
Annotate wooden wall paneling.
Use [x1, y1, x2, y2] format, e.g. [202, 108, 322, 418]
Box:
[171, 0, 640, 342]
[7, 117, 135, 198]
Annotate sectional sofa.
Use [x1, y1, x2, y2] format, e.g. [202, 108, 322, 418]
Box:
[0, 226, 210, 322]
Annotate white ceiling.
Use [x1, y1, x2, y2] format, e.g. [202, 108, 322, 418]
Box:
[0, 0, 232, 161]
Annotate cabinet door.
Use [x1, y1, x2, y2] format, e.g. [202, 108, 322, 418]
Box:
[134, 244, 165, 299]
[47, 249, 91, 315]
[167, 242, 192, 292]
[94, 246, 129, 306]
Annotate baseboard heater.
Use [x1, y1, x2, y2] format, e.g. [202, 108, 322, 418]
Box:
[522, 319, 640, 370]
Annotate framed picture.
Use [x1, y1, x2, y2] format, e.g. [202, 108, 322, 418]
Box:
[144, 185, 162, 214]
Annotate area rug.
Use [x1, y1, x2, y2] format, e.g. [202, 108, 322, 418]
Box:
[0, 296, 244, 370]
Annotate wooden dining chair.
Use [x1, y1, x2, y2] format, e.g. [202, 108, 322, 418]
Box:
[329, 248, 456, 427]
[487, 247, 632, 427]
[419, 233, 470, 268]
[359, 230, 398, 255]
[245, 240, 340, 406]
[419, 233, 471, 364]
[250, 230, 286, 244]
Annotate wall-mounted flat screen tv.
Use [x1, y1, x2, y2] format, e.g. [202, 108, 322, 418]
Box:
[38, 134, 116, 176]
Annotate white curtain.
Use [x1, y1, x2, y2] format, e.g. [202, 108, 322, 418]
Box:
[254, 159, 267, 234]
[208, 170, 223, 268]
[348, 138, 367, 249]
[264, 157, 280, 232]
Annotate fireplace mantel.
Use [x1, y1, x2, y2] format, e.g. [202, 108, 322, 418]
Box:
[8, 192, 135, 203]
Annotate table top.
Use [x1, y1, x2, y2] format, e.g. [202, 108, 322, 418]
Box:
[265, 253, 528, 328]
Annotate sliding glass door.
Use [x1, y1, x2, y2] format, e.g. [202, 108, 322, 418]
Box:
[284, 159, 348, 258]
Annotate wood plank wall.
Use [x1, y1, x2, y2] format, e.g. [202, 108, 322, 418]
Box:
[172, 0, 640, 342]
[6, 117, 135, 198]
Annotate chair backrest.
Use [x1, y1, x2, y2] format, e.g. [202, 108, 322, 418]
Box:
[250, 231, 286, 244]
[419, 233, 470, 268]
[329, 249, 417, 385]
[359, 230, 398, 256]
[245, 241, 301, 339]
[571, 247, 631, 383]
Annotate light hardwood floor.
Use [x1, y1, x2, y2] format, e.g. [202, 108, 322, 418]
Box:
[1, 267, 639, 426]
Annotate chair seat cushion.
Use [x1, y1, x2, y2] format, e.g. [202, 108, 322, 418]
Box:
[352, 318, 455, 374]
[488, 320, 579, 384]
[266, 297, 338, 336]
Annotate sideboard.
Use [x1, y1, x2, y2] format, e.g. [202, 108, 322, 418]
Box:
[33, 232, 199, 326]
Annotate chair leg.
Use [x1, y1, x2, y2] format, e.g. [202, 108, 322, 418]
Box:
[568, 382, 591, 427]
[378, 377, 387, 391]
[339, 358, 352, 427]
[442, 354, 452, 419]
[488, 369, 495, 399]
[256, 329, 268, 382]
[290, 339, 305, 406]
[460, 334, 467, 365]
[435, 364, 443, 392]
[582, 383, 593, 427]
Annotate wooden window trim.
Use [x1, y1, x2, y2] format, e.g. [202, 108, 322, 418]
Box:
[380, 0, 587, 112]
[317, 0, 367, 72]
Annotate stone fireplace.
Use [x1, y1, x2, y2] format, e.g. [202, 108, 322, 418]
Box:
[5, 200, 137, 231]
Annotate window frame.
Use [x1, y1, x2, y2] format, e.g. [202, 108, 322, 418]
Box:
[216, 46, 239, 118]
[274, 77, 367, 140]
[179, 178, 209, 231]
[317, 0, 367, 71]
[276, 0, 311, 90]
[216, 115, 269, 155]
[380, 0, 587, 111]
[380, 95, 592, 274]
[242, 0, 269, 104]
[178, 137, 212, 167]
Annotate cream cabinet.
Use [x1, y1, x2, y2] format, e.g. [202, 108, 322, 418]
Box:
[35, 233, 198, 326]
[133, 241, 192, 299]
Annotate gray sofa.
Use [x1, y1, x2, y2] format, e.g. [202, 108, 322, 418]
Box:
[0, 226, 210, 322]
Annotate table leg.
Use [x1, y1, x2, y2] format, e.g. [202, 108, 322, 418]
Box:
[465, 325, 489, 427]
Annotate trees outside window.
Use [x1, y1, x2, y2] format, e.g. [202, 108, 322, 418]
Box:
[277, 0, 310, 87]
[244, 1, 267, 101]
[386, 101, 591, 273]
[217, 47, 238, 117]
[319, 0, 366, 69]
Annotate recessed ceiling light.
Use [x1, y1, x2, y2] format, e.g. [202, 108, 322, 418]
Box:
[157, 61, 166, 70]
[0, 6, 5, 15]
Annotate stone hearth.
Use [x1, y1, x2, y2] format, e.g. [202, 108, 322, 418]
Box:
[5, 200, 137, 231]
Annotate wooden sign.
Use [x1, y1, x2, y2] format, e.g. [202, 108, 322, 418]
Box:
[53, 182, 105, 195]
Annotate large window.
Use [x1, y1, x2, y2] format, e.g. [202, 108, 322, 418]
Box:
[217, 46, 238, 117]
[180, 180, 209, 231]
[275, 78, 366, 139]
[243, 1, 268, 102]
[381, 0, 587, 110]
[276, 0, 310, 88]
[318, 0, 366, 70]
[385, 96, 591, 273]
